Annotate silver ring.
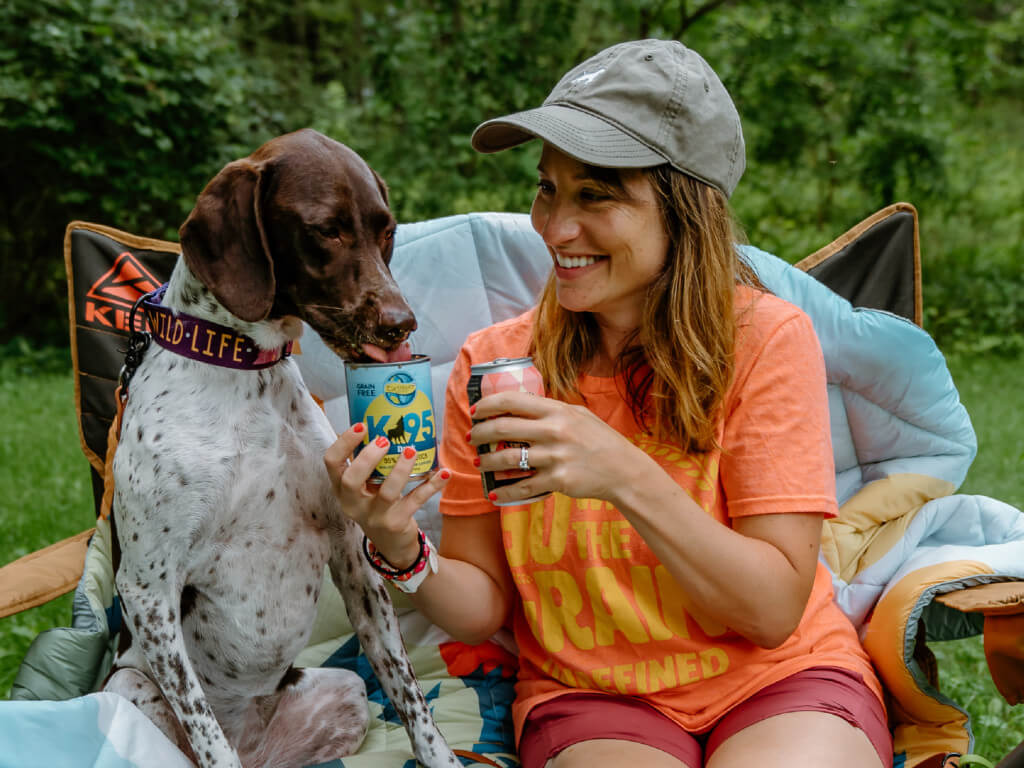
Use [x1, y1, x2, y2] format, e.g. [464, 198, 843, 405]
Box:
[518, 445, 530, 471]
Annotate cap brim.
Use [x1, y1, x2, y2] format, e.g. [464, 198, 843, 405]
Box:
[471, 104, 666, 169]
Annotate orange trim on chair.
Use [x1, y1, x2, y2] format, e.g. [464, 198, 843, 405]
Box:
[0, 529, 94, 618]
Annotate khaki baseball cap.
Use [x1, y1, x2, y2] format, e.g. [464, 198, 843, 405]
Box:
[471, 39, 745, 198]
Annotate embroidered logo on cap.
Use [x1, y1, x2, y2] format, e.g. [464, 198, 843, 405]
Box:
[570, 68, 605, 88]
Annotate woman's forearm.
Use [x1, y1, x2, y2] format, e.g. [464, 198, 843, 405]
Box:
[404, 554, 510, 645]
[378, 511, 514, 645]
[610, 448, 818, 648]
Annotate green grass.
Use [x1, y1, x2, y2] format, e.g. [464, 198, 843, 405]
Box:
[0, 354, 96, 698]
[948, 353, 1024, 510]
[0, 351, 1021, 759]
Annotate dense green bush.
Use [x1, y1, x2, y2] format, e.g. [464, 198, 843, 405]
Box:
[2, 0, 1021, 355]
[0, 0, 280, 344]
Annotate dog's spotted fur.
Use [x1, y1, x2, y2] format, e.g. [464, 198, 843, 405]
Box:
[104, 129, 461, 768]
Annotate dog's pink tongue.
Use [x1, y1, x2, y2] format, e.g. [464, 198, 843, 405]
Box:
[361, 341, 412, 363]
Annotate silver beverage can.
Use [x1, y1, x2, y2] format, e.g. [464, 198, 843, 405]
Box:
[467, 357, 550, 506]
[345, 355, 438, 483]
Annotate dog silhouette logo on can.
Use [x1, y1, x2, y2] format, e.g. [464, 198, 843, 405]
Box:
[467, 357, 550, 506]
[345, 355, 437, 483]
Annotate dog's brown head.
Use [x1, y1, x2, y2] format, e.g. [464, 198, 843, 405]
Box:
[179, 128, 415, 362]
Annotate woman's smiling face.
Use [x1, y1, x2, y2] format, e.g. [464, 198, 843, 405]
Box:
[530, 144, 670, 330]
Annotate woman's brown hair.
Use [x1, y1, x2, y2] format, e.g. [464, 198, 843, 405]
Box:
[529, 164, 762, 453]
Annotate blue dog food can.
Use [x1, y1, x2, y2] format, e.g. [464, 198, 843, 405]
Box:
[344, 355, 437, 483]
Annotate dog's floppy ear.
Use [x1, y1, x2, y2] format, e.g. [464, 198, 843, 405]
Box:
[371, 167, 390, 207]
[179, 159, 275, 322]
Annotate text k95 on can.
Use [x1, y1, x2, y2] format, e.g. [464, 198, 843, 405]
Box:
[345, 355, 437, 483]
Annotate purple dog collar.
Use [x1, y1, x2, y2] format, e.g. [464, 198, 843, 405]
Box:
[141, 285, 293, 370]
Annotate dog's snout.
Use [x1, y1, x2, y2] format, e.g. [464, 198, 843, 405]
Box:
[379, 306, 417, 342]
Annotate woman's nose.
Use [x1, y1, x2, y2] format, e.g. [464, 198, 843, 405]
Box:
[533, 198, 580, 246]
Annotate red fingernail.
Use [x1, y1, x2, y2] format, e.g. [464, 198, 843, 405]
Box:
[469, 405, 476, 415]
[376, 436, 389, 448]
[353, 423, 365, 433]
[488, 491, 498, 501]
[403, 446, 416, 459]
[473, 457, 481, 467]
[440, 469, 451, 480]
[465, 430, 472, 442]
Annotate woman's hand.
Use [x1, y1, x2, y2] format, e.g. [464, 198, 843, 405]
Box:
[324, 424, 451, 569]
[467, 390, 649, 505]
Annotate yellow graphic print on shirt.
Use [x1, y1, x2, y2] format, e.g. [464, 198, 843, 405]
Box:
[634, 432, 720, 514]
[502, 438, 732, 699]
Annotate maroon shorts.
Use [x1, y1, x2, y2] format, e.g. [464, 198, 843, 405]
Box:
[518, 666, 892, 768]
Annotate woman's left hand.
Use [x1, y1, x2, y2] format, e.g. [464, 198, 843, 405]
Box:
[467, 390, 648, 505]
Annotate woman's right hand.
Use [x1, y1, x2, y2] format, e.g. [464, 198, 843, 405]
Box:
[468, 390, 652, 507]
[323, 424, 451, 569]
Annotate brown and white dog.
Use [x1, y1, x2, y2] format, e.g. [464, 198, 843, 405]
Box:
[104, 129, 460, 768]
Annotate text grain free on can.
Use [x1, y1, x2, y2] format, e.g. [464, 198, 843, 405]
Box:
[345, 355, 437, 483]
[466, 357, 550, 506]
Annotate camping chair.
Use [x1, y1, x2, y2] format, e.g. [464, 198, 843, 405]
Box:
[1, 205, 1023, 768]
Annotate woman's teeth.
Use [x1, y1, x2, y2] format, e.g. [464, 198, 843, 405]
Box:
[556, 253, 602, 268]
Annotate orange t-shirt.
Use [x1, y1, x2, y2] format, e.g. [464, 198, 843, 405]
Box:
[440, 286, 883, 742]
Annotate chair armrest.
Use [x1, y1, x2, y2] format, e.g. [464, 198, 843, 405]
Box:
[934, 581, 1024, 616]
[0, 530, 93, 618]
[936, 581, 1024, 707]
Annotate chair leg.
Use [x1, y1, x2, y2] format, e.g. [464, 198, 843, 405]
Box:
[998, 740, 1024, 768]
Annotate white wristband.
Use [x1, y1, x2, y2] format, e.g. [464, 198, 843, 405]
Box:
[392, 537, 439, 594]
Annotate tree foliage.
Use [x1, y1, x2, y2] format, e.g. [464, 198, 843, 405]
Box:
[2, 0, 1021, 353]
[0, 0, 275, 341]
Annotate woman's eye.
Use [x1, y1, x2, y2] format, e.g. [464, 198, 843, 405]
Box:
[383, 228, 395, 241]
[318, 226, 340, 239]
[536, 180, 555, 195]
[580, 188, 610, 202]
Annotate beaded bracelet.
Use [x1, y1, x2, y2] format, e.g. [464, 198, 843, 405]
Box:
[362, 530, 438, 594]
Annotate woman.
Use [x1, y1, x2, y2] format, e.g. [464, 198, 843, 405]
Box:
[325, 39, 891, 768]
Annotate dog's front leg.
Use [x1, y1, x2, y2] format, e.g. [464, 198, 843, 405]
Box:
[328, 522, 461, 768]
[116, 564, 242, 768]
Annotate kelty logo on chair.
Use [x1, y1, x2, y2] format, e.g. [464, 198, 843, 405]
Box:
[84, 251, 161, 332]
